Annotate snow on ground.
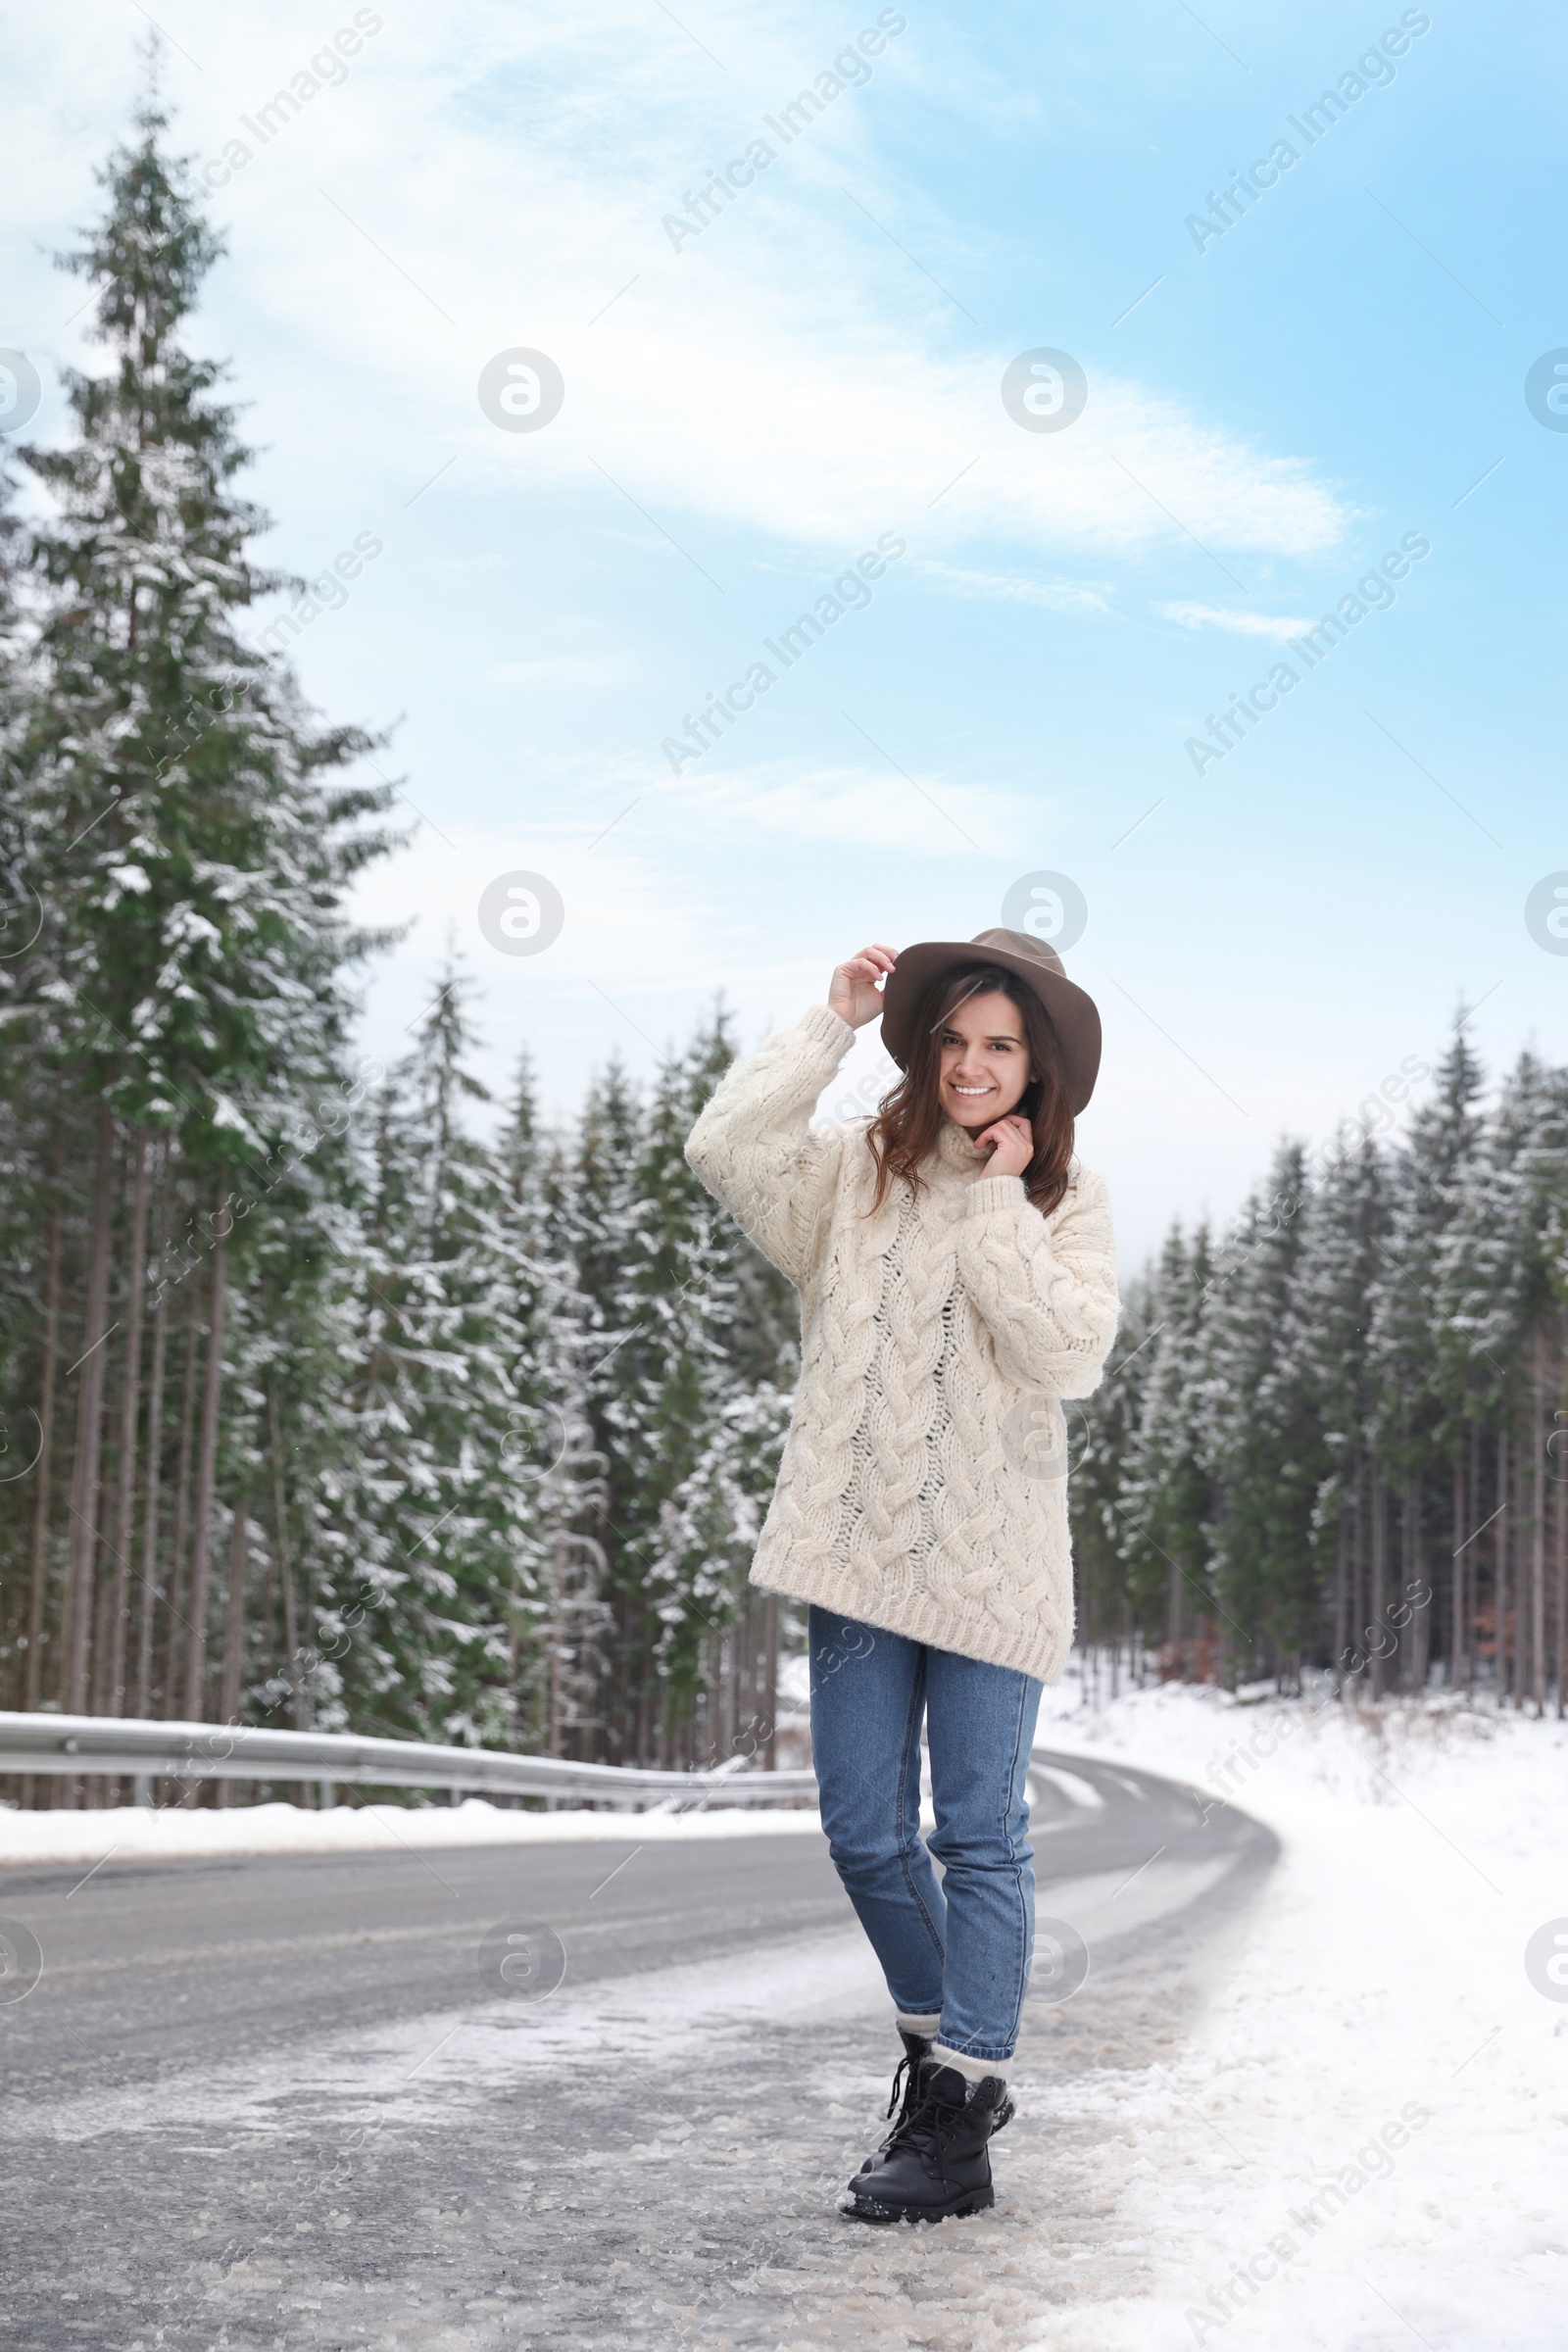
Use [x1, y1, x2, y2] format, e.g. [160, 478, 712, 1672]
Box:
[0, 1790, 822, 1867]
[6, 1672, 1565, 2345]
[1032, 1673, 1568, 2352]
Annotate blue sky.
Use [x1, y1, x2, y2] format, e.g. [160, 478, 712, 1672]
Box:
[5, 0, 1565, 1264]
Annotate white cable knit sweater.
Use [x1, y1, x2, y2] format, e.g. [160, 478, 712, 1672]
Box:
[684, 1002, 1120, 1682]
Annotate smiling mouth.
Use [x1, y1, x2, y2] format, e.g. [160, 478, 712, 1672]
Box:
[950, 1083, 995, 1097]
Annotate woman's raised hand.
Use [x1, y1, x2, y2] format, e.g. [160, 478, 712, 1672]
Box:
[972, 1113, 1034, 1180]
[828, 945, 898, 1029]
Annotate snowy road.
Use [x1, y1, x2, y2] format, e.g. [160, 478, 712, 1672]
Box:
[1, 1753, 1275, 2349]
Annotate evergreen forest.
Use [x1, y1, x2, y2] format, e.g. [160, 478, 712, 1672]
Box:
[3, 103, 1564, 1817]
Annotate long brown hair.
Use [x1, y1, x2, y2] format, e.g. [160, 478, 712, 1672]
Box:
[865, 964, 1075, 1216]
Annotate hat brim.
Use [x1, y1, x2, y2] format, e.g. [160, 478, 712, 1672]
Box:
[879, 941, 1102, 1114]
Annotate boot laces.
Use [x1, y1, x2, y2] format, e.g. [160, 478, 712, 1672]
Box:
[884, 2051, 915, 2124]
[877, 2050, 931, 2155]
[906, 2071, 977, 2180]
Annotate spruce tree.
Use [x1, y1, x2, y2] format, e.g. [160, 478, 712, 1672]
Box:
[1364, 1019, 1485, 1686]
[1198, 1144, 1314, 1680]
[559, 1053, 649, 1756]
[338, 964, 541, 1743]
[498, 1051, 609, 1753]
[1437, 1054, 1568, 1706]
[612, 1021, 744, 1755]
[1285, 1132, 1389, 1685]
[1071, 1257, 1158, 1652]
[0, 87, 394, 1749]
[1110, 1223, 1220, 1666]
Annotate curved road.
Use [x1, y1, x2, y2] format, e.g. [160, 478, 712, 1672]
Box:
[0, 1751, 1275, 2349]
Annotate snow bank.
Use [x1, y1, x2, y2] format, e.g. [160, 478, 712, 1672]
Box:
[1033, 1677, 1568, 2352]
[0, 1792, 822, 1869]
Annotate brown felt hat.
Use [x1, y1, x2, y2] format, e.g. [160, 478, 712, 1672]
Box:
[878, 927, 1102, 1114]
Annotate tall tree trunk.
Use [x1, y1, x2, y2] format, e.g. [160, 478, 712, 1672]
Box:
[1532, 1335, 1547, 1714]
[1556, 1407, 1567, 1723]
[1332, 1511, 1348, 1696]
[1457, 1430, 1466, 1693]
[86, 1396, 121, 1805]
[163, 1268, 204, 1714]
[546, 1527, 566, 1758]
[256, 1521, 277, 1689]
[180, 1223, 228, 1724]
[100, 1127, 149, 1720]
[1168, 1539, 1185, 1662]
[1495, 1429, 1509, 1704]
[216, 1505, 250, 1807]
[22, 1161, 65, 1716]
[269, 1384, 304, 1735]
[18, 1146, 65, 1811]
[1405, 1474, 1428, 1692]
[1350, 1451, 1365, 1703]
[62, 1102, 117, 1756]
[1369, 1456, 1387, 1702]
[1467, 1418, 1481, 1696]
[1556, 1316, 1568, 1720]
[132, 1149, 173, 1721]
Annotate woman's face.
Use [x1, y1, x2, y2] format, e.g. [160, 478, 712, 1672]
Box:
[936, 989, 1033, 1130]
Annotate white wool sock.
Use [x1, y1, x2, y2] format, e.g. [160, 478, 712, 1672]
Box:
[932, 2041, 1011, 2085]
[894, 2010, 942, 2038]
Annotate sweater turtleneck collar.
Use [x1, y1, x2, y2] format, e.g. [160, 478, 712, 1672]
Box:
[936, 1117, 990, 1172]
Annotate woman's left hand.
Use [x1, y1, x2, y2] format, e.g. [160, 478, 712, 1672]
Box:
[972, 1113, 1033, 1180]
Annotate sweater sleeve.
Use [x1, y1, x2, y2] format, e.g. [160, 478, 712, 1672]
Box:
[684, 1002, 858, 1288]
[953, 1164, 1121, 1396]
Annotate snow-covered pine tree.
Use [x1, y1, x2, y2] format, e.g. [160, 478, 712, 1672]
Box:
[553, 1007, 799, 1764]
[497, 1051, 609, 1755]
[637, 1009, 798, 1767]
[1197, 1144, 1315, 1683]
[556, 1052, 650, 1757]
[1437, 1052, 1568, 1708]
[336, 963, 541, 1745]
[1069, 1254, 1156, 1670]
[224, 1065, 381, 1745]
[0, 87, 395, 1777]
[1364, 1017, 1485, 1690]
[1106, 1222, 1220, 1673]
[609, 1017, 743, 1765]
[1283, 1131, 1389, 1690]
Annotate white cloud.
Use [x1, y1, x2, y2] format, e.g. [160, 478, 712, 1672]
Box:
[1, 1, 1353, 572]
[1158, 600, 1313, 641]
[912, 559, 1114, 616]
[668, 760, 1008, 856]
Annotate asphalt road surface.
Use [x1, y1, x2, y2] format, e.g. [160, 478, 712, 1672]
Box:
[0, 1751, 1277, 2350]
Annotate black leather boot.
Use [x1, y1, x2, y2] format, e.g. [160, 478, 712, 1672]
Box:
[842, 2061, 1009, 2225]
[858, 2033, 1015, 2177]
[857, 2027, 933, 2176]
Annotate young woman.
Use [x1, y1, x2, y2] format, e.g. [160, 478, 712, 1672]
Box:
[685, 926, 1119, 2226]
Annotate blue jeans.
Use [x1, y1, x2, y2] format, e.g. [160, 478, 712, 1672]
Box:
[808, 1606, 1043, 2067]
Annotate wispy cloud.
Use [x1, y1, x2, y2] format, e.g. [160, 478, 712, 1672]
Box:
[1158, 601, 1312, 642]
[28, 3, 1357, 571]
[912, 559, 1114, 616]
[673, 760, 1006, 854]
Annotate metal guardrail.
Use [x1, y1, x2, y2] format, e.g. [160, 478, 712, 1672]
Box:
[0, 1712, 818, 1811]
